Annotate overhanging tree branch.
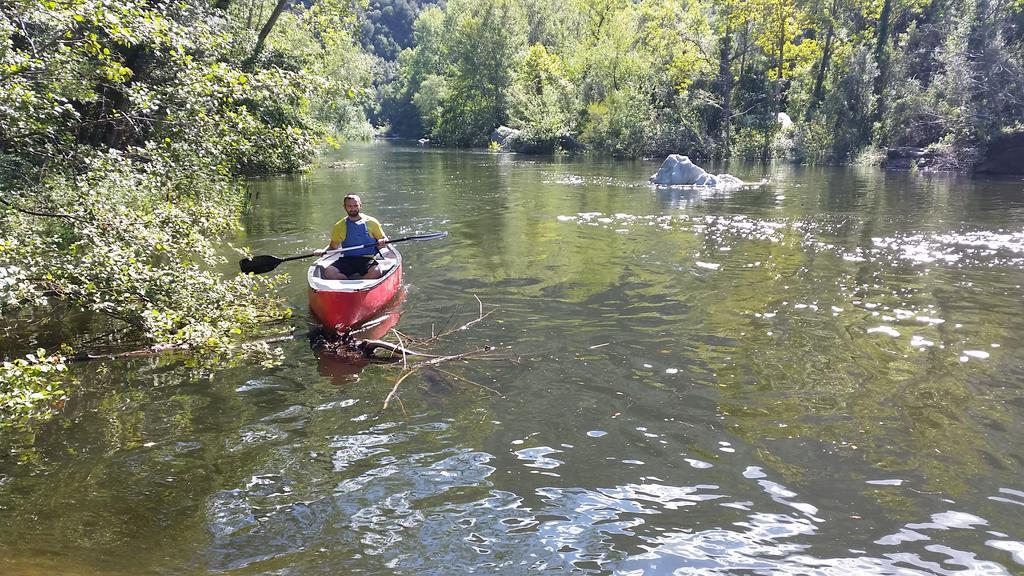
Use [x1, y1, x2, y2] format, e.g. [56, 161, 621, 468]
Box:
[245, 0, 290, 69]
[0, 196, 86, 223]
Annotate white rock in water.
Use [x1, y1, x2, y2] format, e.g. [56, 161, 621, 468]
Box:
[649, 154, 753, 188]
[649, 154, 712, 185]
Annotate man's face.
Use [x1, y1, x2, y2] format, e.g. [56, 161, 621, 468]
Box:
[344, 199, 361, 218]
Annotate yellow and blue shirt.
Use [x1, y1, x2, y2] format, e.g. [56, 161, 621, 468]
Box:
[330, 215, 384, 258]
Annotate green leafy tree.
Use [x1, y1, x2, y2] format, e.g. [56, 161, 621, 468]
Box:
[357, 0, 442, 60]
[377, 5, 446, 136]
[431, 0, 528, 145]
[507, 43, 578, 151]
[374, 0, 1022, 162]
[0, 0, 372, 422]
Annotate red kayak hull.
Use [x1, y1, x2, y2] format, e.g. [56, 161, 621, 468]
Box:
[307, 248, 403, 333]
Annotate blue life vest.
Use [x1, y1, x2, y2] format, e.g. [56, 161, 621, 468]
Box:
[343, 219, 377, 257]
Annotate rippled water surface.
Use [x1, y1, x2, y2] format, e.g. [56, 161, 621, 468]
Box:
[3, 143, 1024, 574]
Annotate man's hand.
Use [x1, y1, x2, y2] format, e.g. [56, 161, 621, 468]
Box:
[377, 238, 388, 249]
[313, 248, 325, 256]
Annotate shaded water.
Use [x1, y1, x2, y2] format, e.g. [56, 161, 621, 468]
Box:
[3, 142, 1024, 574]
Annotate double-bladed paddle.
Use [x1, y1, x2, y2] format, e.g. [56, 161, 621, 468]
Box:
[239, 231, 448, 274]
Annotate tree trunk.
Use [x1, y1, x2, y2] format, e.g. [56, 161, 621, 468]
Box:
[767, 0, 786, 160]
[871, 0, 893, 129]
[776, 1, 785, 89]
[246, 0, 289, 69]
[718, 31, 734, 157]
[873, 0, 892, 60]
[806, 1, 836, 120]
[214, 0, 231, 10]
[740, 20, 750, 78]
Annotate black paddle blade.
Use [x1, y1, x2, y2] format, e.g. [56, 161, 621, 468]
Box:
[239, 254, 284, 274]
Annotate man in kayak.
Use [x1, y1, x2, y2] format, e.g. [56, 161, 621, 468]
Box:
[314, 194, 389, 280]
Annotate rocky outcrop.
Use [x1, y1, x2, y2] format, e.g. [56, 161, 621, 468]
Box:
[489, 126, 522, 151]
[976, 132, 1024, 174]
[883, 147, 937, 171]
[884, 145, 990, 172]
[485, 126, 583, 153]
[649, 154, 747, 187]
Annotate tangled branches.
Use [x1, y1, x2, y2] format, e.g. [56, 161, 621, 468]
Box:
[313, 296, 511, 414]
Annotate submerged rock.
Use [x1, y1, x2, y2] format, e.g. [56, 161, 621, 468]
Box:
[326, 160, 360, 169]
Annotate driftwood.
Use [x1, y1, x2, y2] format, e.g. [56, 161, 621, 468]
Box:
[381, 347, 506, 412]
[376, 296, 508, 412]
[421, 295, 494, 344]
[68, 333, 296, 362]
[314, 296, 510, 413]
[355, 338, 436, 358]
[313, 330, 427, 360]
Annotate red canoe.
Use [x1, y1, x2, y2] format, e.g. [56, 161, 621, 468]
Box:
[307, 245, 403, 332]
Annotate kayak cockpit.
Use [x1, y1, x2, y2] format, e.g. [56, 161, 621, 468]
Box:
[307, 246, 401, 292]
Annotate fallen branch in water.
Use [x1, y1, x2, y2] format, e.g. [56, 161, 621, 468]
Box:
[316, 296, 498, 362]
[414, 346, 498, 367]
[392, 329, 411, 371]
[355, 338, 436, 359]
[382, 368, 419, 412]
[418, 295, 496, 345]
[429, 366, 504, 398]
[312, 296, 512, 413]
[68, 333, 296, 362]
[377, 346, 510, 412]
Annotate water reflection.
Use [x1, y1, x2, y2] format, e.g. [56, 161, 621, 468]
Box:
[314, 308, 404, 384]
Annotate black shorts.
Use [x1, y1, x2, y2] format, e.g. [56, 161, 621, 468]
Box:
[330, 257, 378, 277]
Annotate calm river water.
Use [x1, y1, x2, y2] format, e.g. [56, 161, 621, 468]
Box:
[3, 142, 1024, 574]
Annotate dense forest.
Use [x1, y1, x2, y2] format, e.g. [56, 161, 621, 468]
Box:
[377, 0, 1024, 165]
[358, 0, 444, 60]
[1, 0, 1022, 421]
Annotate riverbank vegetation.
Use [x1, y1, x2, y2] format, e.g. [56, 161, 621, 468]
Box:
[0, 0, 372, 423]
[377, 0, 1023, 165]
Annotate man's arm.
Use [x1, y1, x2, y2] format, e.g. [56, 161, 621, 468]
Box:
[368, 218, 388, 248]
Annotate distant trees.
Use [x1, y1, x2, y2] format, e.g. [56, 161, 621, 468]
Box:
[358, 0, 444, 60]
[507, 44, 577, 152]
[373, 0, 1023, 163]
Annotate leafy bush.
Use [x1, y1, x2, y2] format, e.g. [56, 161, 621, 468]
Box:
[0, 0, 368, 421]
[581, 86, 655, 158]
[507, 44, 578, 153]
